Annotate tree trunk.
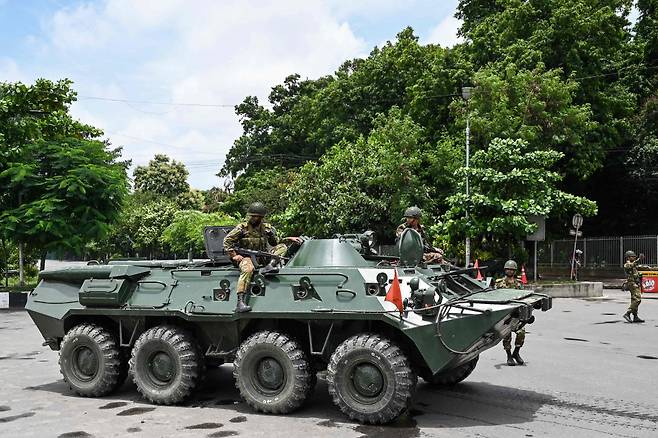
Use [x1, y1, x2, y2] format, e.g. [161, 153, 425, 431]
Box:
[18, 242, 25, 286]
[40, 251, 47, 271]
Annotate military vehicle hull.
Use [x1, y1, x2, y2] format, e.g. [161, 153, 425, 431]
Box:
[26, 237, 551, 424]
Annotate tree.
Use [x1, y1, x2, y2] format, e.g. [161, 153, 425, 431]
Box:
[161, 210, 237, 256]
[0, 79, 129, 281]
[220, 167, 297, 218]
[459, 64, 596, 177]
[133, 154, 190, 198]
[441, 138, 597, 258]
[279, 108, 460, 240]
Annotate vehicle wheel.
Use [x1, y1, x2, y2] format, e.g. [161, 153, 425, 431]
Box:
[130, 325, 201, 405]
[327, 334, 416, 424]
[59, 323, 124, 397]
[233, 331, 312, 414]
[421, 356, 479, 386]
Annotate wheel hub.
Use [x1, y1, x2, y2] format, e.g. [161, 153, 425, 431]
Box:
[74, 346, 98, 379]
[149, 351, 175, 383]
[352, 363, 384, 397]
[256, 357, 284, 390]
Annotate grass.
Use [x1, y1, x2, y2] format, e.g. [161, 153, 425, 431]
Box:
[0, 275, 38, 292]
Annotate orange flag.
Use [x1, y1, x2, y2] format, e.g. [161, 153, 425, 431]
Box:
[521, 265, 528, 285]
[475, 259, 483, 281]
[385, 270, 404, 313]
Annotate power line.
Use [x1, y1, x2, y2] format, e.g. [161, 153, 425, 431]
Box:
[78, 95, 236, 108]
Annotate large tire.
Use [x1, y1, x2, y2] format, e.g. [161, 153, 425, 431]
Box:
[130, 325, 201, 405]
[233, 331, 312, 414]
[59, 323, 124, 397]
[422, 356, 479, 386]
[327, 334, 416, 424]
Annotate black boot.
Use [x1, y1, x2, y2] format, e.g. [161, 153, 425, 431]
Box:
[512, 347, 524, 365]
[259, 259, 279, 275]
[623, 312, 632, 323]
[506, 350, 516, 366]
[633, 314, 645, 323]
[235, 293, 252, 313]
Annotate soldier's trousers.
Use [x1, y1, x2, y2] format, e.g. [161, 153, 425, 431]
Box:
[628, 283, 642, 314]
[503, 328, 525, 350]
[237, 244, 288, 293]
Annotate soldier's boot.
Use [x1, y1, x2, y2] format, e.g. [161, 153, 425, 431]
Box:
[512, 347, 525, 365]
[505, 350, 516, 366]
[235, 293, 252, 313]
[259, 259, 279, 275]
[623, 312, 633, 323]
[632, 313, 645, 323]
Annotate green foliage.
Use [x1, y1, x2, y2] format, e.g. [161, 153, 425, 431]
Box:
[176, 189, 205, 210]
[441, 138, 597, 255]
[0, 79, 129, 254]
[161, 210, 238, 254]
[202, 186, 230, 212]
[107, 195, 180, 258]
[280, 108, 460, 240]
[133, 154, 190, 198]
[221, 168, 297, 218]
[461, 64, 596, 177]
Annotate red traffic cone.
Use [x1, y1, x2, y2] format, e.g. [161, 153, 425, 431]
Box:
[474, 259, 483, 281]
[520, 265, 528, 285]
[385, 270, 404, 313]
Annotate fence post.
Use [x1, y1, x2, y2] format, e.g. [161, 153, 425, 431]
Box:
[583, 238, 587, 268]
[620, 236, 624, 268]
[550, 242, 554, 267]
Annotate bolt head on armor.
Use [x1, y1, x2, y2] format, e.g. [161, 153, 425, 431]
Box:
[403, 206, 422, 219]
[247, 202, 267, 217]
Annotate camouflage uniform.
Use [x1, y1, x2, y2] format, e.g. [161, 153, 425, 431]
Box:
[395, 223, 444, 263]
[624, 258, 643, 315]
[223, 221, 287, 293]
[495, 276, 526, 350]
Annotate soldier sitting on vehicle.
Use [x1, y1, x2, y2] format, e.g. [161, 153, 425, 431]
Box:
[224, 202, 302, 313]
[395, 206, 444, 264]
[495, 260, 526, 366]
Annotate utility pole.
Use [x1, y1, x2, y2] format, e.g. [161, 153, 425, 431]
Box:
[462, 86, 473, 267]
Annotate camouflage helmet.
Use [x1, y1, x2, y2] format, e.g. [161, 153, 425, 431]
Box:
[247, 202, 267, 216]
[504, 260, 518, 270]
[403, 206, 422, 219]
[624, 250, 636, 259]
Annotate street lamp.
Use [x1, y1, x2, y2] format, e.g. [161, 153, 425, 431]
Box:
[462, 86, 473, 267]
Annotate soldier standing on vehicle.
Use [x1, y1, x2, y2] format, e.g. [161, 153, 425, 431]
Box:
[224, 202, 301, 313]
[395, 206, 444, 264]
[496, 260, 526, 366]
[622, 250, 646, 323]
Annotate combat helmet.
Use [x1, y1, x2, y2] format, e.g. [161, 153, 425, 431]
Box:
[624, 250, 636, 259]
[404, 206, 422, 219]
[247, 202, 267, 216]
[504, 260, 518, 270]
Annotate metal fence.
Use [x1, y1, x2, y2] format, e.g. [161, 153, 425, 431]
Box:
[538, 235, 658, 268]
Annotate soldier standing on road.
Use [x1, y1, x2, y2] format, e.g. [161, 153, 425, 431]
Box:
[395, 206, 444, 264]
[496, 260, 526, 366]
[224, 202, 301, 313]
[622, 251, 646, 323]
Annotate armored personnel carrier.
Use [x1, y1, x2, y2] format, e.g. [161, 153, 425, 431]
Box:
[26, 227, 551, 424]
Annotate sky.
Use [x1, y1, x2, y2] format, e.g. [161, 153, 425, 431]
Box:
[0, 0, 463, 189]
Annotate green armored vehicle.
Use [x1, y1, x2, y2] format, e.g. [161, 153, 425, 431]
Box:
[26, 228, 551, 424]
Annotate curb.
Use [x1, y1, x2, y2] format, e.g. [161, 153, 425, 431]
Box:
[0, 291, 29, 309]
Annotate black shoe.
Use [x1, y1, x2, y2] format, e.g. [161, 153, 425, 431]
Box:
[633, 314, 645, 323]
[623, 312, 632, 323]
[259, 259, 279, 275]
[235, 293, 252, 313]
[506, 350, 516, 366]
[512, 347, 524, 365]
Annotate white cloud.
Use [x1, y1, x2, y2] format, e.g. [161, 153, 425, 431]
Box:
[424, 15, 463, 47]
[0, 57, 24, 82]
[38, 0, 368, 189]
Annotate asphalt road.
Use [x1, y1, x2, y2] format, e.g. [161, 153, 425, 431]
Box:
[1, 289, 657, 438]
